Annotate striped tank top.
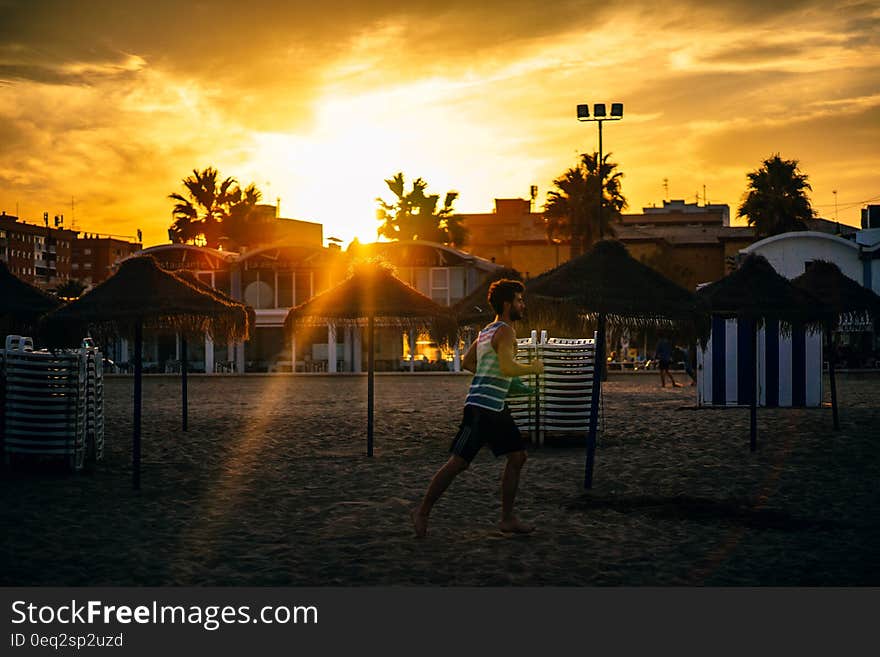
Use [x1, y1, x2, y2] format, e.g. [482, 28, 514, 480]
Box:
[464, 321, 512, 412]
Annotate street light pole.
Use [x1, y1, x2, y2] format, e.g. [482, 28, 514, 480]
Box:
[576, 103, 623, 241]
[597, 119, 603, 238]
[575, 103, 623, 489]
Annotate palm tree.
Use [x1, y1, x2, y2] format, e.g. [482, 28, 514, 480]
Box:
[544, 152, 627, 257]
[222, 183, 264, 248]
[376, 173, 467, 246]
[168, 168, 261, 248]
[54, 279, 87, 300]
[737, 154, 814, 238]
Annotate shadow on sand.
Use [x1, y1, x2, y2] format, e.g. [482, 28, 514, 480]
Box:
[561, 494, 849, 531]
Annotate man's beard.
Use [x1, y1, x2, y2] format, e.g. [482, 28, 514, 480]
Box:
[509, 308, 523, 321]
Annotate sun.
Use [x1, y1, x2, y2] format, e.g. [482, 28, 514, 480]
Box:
[237, 85, 480, 247]
[242, 98, 415, 246]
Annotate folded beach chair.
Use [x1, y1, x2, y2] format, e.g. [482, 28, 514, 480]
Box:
[2, 336, 105, 471]
[509, 331, 600, 446]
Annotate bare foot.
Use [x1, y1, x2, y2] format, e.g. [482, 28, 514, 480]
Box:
[672, 382, 683, 388]
[498, 517, 535, 534]
[411, 508, 428, 538]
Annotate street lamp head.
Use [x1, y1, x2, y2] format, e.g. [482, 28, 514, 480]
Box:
[611, 102, 624, 117]
[576, 104, 590, 120]
[593, 103, 607, 118]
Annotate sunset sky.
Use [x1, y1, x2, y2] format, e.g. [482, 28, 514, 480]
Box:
[1, 0, 877, 247]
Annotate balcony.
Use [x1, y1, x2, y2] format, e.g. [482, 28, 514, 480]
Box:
[254, 308, 290, 328]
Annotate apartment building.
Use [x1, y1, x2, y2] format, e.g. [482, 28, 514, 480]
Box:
[71, 235, 142, 285]
[0, 212, 77, 288]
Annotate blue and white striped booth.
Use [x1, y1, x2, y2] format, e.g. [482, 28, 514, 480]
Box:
[696, 317, 823, 407]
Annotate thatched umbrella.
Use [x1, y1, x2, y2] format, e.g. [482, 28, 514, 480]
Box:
[792, 261, 880, 430]
[173, 270, 256, 431]
[284, 261, 455, 456]
[525, 240, 704, 489]
[0, 260, 61, 338]
[696, 254, 825, 451]
[43, 256, 250, 489]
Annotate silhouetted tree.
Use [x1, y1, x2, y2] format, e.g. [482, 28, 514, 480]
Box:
[376, 173, 467, 246]
[221, 183, 264, 248]
[54, 279, 87, 300]
[544, 152, 627, 257]
[168, 167, 262, 248]
[737, 154, 813, 238]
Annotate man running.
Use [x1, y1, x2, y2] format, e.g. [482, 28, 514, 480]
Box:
[411, 279, 544, 538]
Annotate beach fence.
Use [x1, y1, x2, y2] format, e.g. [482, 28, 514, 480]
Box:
[510, 330, 600, 446]
[1, 335, 105, 470]
[696, 318, 823, 407]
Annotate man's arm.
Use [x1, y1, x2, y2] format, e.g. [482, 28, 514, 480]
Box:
[493, 325, 543, 377]
[462, 339, 478, 372]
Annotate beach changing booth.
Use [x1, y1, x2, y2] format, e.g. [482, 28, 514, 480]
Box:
[696, 318, 822, 407]
[509, 330, 599, 445]
[1, 335, 105, 470]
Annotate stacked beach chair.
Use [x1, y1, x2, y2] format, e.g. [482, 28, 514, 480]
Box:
[83, 344, 105, 462]
[510, 331, 599, 446]
[1, 335, 104, 471]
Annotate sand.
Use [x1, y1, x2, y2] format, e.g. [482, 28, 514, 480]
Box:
[1, 371, 878, 586]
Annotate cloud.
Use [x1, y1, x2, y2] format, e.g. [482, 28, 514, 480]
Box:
[0, 0, 876, 242]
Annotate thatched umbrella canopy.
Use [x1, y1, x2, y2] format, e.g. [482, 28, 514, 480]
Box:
[44, 257, 250, 345]
[695, 254, 825, 329]
[172, 270, 256, 432]
[43, 256, 250, 489]
[284, 260, 455, 456]
[696, 253, 826, 452]
[524, 240, 705, 489]
[792, 261, 880, 430]
[792, 261, 880, 330]
[173, 269, 256, 334]
[0, 260, 61, 338]
[527, 240, 704, 330]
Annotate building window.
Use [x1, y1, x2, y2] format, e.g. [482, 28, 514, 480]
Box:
[277, 272, 294, 307]
[430, 268, 450, 306]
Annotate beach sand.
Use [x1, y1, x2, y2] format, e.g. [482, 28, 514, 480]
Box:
[1, 371, 878, 586]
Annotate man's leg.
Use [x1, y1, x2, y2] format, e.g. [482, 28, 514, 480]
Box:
[411, 455, 469, 537]
[498, 450, 533, 533]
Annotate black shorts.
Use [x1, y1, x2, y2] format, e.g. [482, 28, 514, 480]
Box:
[449, 404, 525, 463]
[659, 359, 671, 370]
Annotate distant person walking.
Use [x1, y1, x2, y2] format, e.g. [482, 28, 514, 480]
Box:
[655, 335, 681, 388]
[411, 280, 544, 538]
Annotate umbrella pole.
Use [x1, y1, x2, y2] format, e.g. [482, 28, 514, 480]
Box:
[133, 320, 143, 490]
[181, 336, 188, 432]
[827, 329, 839, 430]
[367, 315, 375, 457]
[585, 312, 606, 489]
[750, 321, 758, 452]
